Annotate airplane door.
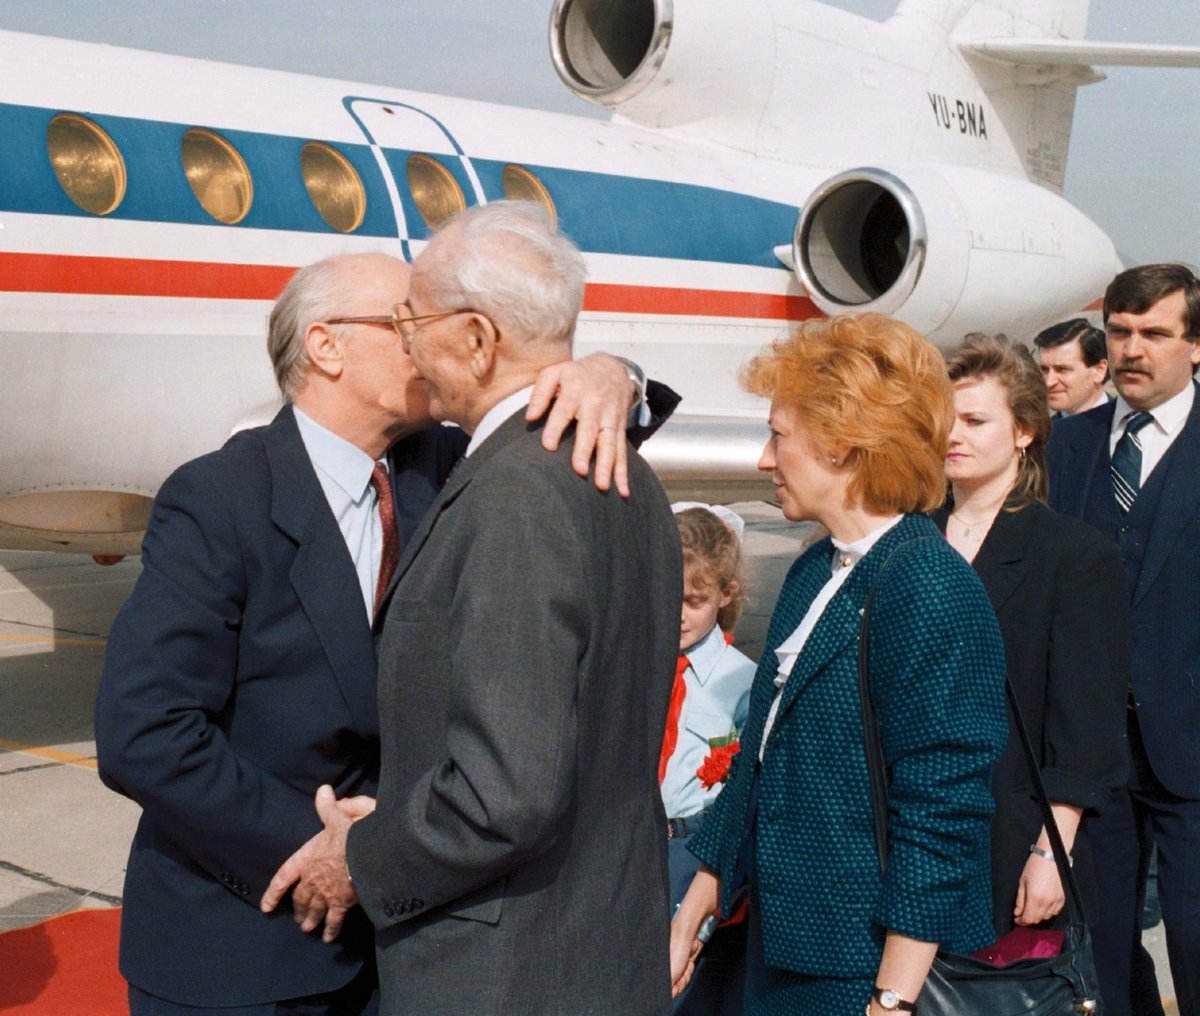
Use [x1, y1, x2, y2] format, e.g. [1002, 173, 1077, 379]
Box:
[342, 96, 486, 260]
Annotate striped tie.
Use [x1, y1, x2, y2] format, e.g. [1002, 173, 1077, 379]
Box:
[1111, 411, 1153, 513]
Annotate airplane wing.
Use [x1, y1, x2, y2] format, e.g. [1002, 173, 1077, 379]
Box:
[963, 38, 1200, 69]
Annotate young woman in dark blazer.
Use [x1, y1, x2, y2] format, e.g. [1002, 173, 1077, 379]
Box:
[937, 334, 1130, 937]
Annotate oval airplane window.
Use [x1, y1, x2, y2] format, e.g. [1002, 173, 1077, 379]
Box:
[407, 154, 465, 230]
[301, 141, 366, 233]
[46, 113, 127, 216]
[501, 165, 557, 231]
[181, 128, 253, 224]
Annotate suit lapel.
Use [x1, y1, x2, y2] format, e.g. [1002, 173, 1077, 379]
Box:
[379, 409, 537, 612]
[971, 503, 1030, 616]
[774, 594, 861, 715]
[1130, 386, 1200, 607]
[264, 406, 377, 732]
[772, 515, 931, 722]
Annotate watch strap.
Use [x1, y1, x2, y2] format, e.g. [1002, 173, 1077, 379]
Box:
[872, 986, 917, 1012]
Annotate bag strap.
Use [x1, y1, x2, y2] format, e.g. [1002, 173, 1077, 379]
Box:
[857, 539, 1089, 927]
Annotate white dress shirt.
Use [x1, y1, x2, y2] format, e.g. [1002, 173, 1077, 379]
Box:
[758, 514, 903, 761]
[1109, 383, 1195, 485]
[293, 406, 387, 619]
[466, 386, 535, 457]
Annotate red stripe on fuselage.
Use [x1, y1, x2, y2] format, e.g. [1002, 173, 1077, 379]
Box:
[584, 283, 818, 321]
[0, 252, 816, 321]
[0, 252, 296, 300]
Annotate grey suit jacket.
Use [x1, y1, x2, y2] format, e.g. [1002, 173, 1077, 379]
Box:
[346, 409, 681, 1015]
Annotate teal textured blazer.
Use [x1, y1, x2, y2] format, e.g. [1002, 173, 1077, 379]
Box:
[689, 514, 1007, 978]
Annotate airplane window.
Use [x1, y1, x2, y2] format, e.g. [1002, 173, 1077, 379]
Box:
[46, 113, 127, 216]
[501, 165, 557, 230]
[181, 128, 253, 224]
[407, 154, 465, 230]
[301, 142, 366, 233]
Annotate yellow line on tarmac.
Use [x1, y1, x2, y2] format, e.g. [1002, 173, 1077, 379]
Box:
[0, 633, 106, 647]
[0, 738, 98, 770]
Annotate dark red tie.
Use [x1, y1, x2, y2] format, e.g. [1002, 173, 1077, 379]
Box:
[370, 462, 398, 617]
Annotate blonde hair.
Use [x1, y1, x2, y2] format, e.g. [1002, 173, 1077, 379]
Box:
[741, 314, 953, 514]
[677, 508, 745, 634]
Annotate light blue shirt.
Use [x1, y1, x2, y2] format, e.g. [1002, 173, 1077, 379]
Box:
[293, 406, 385, 620]
[660, 625, 756, 819]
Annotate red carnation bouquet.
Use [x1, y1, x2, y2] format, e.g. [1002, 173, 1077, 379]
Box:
[696, 732, 740, 790]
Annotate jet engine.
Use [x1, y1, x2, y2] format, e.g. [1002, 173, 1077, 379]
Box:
[549, 0, 774, 129]
[792, 165, 1120, 343]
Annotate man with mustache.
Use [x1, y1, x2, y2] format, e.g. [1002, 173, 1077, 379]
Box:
[1047, 263, 1200, 1016]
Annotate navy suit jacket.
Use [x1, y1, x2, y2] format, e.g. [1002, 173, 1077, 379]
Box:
[689, 515, 1007, 978]
[94, 406, 465, 1006]
[1047, 382, 1200, 799]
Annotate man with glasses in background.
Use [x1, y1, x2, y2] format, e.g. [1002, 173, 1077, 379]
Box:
[95, 250, 676, 1015]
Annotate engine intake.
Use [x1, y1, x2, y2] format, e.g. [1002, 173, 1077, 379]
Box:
[793, 164, 1118, 343]
[549, 0, 773, 130]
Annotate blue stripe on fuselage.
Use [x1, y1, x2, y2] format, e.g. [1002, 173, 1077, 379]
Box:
[0, 101, 797, 268]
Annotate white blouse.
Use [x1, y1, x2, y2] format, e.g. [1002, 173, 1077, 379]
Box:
[758, 515, 902, 761]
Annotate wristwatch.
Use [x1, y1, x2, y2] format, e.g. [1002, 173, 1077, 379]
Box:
[870, 986, 916, 1012]
[616, 356, 648, 425]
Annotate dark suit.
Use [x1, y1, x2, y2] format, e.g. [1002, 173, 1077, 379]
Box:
[933, 501, 1129, 935]
[345, 410, 681, 1015]
[94, 406, 464, 1007]
[690, 515, 1007, 1001]
[1047, 386, 1200, 1015]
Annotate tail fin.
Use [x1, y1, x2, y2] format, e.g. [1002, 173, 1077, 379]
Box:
[949, 0, 1200, 190]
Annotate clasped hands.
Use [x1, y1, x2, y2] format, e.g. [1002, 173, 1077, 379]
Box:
[260, 784, 375, 943]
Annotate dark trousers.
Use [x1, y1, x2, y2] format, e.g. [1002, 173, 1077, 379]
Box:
[668, 812, 747, 1016]
[128, 957, 378, 1016]
[1087, 713, 1200, 1016]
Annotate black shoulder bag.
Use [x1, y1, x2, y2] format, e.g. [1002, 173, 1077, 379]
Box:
[858, 546, 1100, 1015]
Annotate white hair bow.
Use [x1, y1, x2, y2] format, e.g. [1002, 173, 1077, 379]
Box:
[670, 502, 746, 541]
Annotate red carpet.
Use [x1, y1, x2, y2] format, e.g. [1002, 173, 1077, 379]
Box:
[0, 908, 125, 1014]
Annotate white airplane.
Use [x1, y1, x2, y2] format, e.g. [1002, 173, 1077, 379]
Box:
[2, 0, 1198, 559]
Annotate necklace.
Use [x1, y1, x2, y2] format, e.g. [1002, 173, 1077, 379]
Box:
[950, 508, 1000, 539]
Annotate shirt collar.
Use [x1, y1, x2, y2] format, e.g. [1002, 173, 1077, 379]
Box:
[682, 624, 727, 685]
[1112, 381, 1194, 439]
[293, 405, 379, 503]
[829, 514, 904, 574]
[1066, 390, 1109, 416]
[466, 385, 536, 457]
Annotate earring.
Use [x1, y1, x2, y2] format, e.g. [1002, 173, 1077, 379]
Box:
[1019, 446, 1027, 462]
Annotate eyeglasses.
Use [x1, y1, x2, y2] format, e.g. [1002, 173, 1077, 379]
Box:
[324, 306, 481, 352]
[393, 308, 482, 352]
[323, 315, 398, 332]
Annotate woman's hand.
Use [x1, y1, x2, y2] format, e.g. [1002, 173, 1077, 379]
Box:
[669, 866, 721, 998]
[1014, 852, 1066, 925]
[1014, 806, 1081, 926]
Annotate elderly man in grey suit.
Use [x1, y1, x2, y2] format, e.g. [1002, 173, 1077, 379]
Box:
[264, 202, 681, 1015]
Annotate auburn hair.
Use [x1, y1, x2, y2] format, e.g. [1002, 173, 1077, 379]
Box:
[741, 314, 953, 514]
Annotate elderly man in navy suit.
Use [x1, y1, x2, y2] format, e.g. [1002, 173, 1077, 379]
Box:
[1047, 263, 1200, 1016]
[94, 250, 676, 1015]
